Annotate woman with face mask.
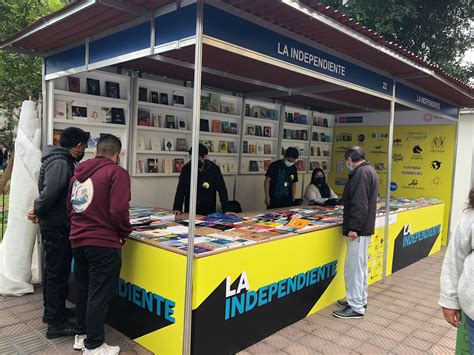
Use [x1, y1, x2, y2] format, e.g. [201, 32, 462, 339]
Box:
[303, 168, 338, 204]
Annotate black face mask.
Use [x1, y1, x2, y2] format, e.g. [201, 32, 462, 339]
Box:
[313, 176, 325, 185]
[76, 151, 85, 163]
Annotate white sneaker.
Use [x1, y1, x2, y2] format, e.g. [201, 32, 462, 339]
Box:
[74, 334, 86, 350]
[83, 343, 120, 355]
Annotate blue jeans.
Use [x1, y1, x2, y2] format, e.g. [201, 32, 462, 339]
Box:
[466, 315, 474, 355]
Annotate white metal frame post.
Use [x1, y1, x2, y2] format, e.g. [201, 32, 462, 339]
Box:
[382, 81, 396, 282]
[182, 0, 204, 354]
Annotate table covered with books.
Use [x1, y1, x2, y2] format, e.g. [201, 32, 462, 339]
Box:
[104, 198, 445, 354]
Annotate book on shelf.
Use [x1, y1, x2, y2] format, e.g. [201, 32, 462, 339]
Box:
[228, 141, 236, 154]
[299, 148, 305, 157]
[176, 138, 188, 152]
[313, 132, 319, 141]
[230, 122, 238, 135]
[137, 160, 145, 174]
[220, 101, 235, 115]
[300, 115, 308, 125]
[148, 159, 160, 173]
[163, 159, 173, 174]
[101, 107, 112, 123]
[255, 125, 263, 137]
[294, 112, 300, 123]
[54, 100, 67, 119]
[296, 130, 302, 140]
[296, 159, 306, 172]
[264, 144, 272, 155]
[152, 112, 161, 127]
[228, 161, 237, 173]
[68, 77, 80, 93]
[259, 107, 268, 119]
[250, 106, 260, 118]
[287, 112, 294, 122]
[291, 130, 297, 140]
[322, 161, 328, 171]
[323, 118, 329, 127]
[313, 117, 320, 126]
[257, 143, 264, 155]
[268, 109, 278, 121]
[178, 119, 187, 130]
[242, 140, 249, 154]
[249, 160, 259, 172]
[264, 159, 272, 171]
[89, 106, 101, 121]
[310, 146, 315, 157]
[173, 93, 185, 107]
[321, 133, 326, 142]
[249, 144, 257, 154]
[222, 121, 230, 134]
[219, 141, 228, 154]
[151, 91, 159, 104]
[200, 119, 209, 132]
[245, 104, 250, 117]
[323, 150, 330, 157]
[87, 78, 100, 96]
[72, 105, 87, 119]
[263, 126, 272, 137]
[53, 129, 63, 146]
[106, 82, 120, 99]
[302, 130, 308, 140]
[209, 93, 220, 112]
[138, 108, 151, 126]
[150, 137, 161, 151]
[201, 140, 215, 153]
[174, 158, 185, 173]
[201, 95, 211, 111]
[247, 125, 255, 136]
[163, 137, 174, 151]
[258, 161, 264, 172]
[137, 136, 146, 150]
[111, 108, 125, 125]
[310, 161, 320, 170]
[160, 93, 169, 105]
[317, 147, 321, 156]
[212, 120, 221, 133]
[166, 115, 176, 129]
[138, 87, 148, 102]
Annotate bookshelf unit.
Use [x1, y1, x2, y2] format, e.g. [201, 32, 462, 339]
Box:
[240, 99, 281, 174]
[50, 70, 131, 169]
[133, 78, 193, 176]
[198, 89, 242, 175]
[309, 111, 335, 174]
[280, 106, 312, 173]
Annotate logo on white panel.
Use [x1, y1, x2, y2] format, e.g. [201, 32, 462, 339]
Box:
[71, 178, 94, 213]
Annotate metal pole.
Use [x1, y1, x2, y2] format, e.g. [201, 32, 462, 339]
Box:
[182, 0, 204, 354]
[382, 81, 396, 282]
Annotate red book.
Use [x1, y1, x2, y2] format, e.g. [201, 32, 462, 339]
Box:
[263, 160, 272, 172]
[212, 120, 222, 133]
[174, 158, 185, 173]
[68, 77, 80, 93]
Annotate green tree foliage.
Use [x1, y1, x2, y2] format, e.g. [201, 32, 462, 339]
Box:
[319, 0, 473, 83]
[0, 0, 66, 149]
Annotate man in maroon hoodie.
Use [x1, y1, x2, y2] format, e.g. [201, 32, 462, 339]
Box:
[67, 134, 132, 354]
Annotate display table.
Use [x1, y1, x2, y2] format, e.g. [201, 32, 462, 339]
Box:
[103, 201, 444, 354]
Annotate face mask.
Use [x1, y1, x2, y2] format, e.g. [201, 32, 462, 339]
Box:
[198, 159, 205, 169]
[284, 160, 294, 167]
[76, 151, 85, 163]
[346, 163, 354, 172]
[313, 177, 325, 185]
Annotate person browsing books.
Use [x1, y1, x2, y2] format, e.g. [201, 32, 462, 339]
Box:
[264, 147, 299, 209]
[67, 134, 132, 354]
[173, 143, 230, 216]
[303, 168, 338, 204]
[27, 127, 89, 339]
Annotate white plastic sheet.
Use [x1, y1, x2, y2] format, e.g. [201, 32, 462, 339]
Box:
[0, 100, 42, 295]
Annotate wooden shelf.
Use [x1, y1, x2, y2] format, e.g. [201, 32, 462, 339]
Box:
[243, 135, 277, 141]
[137, 101, 192, 113]
[55, 89, 129, 106]
[54, 118, 127, 129]
[137, 126, 191, 134]
[136, 150, 188, 155]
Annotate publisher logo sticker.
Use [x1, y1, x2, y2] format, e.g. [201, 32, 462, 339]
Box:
[202, 182, 210, 189]
[71, 178, 94, 213]
[290, 174, 295, 181]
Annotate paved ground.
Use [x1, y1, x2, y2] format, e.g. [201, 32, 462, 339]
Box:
[0, 249, 455, 354]
[242, 249, 456, 354]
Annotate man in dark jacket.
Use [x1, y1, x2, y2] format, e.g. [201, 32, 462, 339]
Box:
[28, 127, 88, 338]
[333, 146, 378, 319]
[67, 134, 132, 354]
[172, 143, 230, 216]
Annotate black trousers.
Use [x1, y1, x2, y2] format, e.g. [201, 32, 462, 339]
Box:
[73, 246, 121, 350]
[268, 198, 294, 209]
[41, 228, 72, 327]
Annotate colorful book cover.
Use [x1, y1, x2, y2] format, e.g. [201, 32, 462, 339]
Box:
[166, 115, 176, 129]
[68, 77, 80, 93]
[200, 119, 209, 132]
[138, 87, 148, 102]
[163, 137, 174, 151]
[222, 121, 230, 134]
[219, 141, 228, 154]
[174, 158, 185, 173]
[255, 125, 263, 137]
[106, 82, 120, 98]
[209, 93, 220, 112]
[87, 78, 100, 96]
[201, 95, 211, 111]
[263, 126, 272, 137]
[176, 138, 188, 151]
[151, 91, 159, 103]
[212, 120, 222, 133]
[138, 108, 151, 126]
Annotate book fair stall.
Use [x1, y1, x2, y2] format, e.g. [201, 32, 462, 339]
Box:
[2, 0, 473, 354]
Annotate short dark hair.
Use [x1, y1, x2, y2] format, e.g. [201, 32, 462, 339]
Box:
[284, 147, 299, 159]
[60, 127, 89, 149]
[97, 134, 122, 157]
[344, 146, 365, 162]
[189, 143, 208, 157]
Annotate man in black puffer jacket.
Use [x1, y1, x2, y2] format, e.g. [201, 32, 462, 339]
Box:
[28, 127, 89, 338]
